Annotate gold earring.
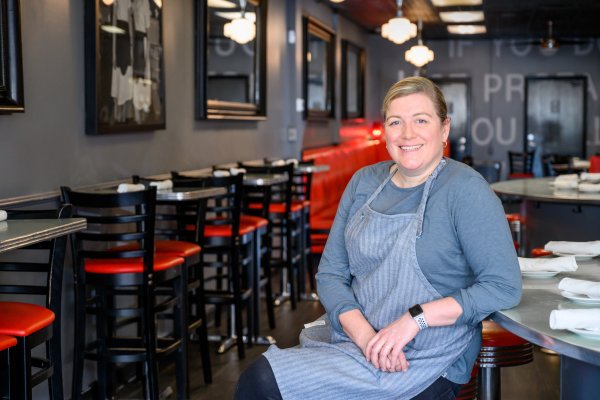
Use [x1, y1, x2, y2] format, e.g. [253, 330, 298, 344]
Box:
[443, 141, 448, 148]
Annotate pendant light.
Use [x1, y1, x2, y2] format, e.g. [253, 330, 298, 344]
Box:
[223, 0, 256, 45]
[381, 0, 417, 45]
[405, 20, 434, 68]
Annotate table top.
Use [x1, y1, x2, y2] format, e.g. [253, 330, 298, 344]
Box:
[493, 259, 600, 366]
[294, 164, 330, 174]
[0, 218, 87, 253]
[155, 187, 225, 201]
[243, 173, 288, 186]
[491, 177, 600, 205]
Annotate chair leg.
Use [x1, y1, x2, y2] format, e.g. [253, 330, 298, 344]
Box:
[14, 337, 32, 400]
[95, 286, 109, 400]
[71, 275, 87, 400]
[286, 223, 297, 310]
[175, 273, 189, 400]
[194, 263, 212, 384]
[478, 366, 501, 400]
[142, 284, 160, 400]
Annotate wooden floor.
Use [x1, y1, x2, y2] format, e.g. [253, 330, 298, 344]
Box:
[120, 296, 560, 400]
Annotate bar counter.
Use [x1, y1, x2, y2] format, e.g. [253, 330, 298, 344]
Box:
[493, 259, 600, 398]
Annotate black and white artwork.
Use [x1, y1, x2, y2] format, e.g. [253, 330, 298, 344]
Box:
[0, 0, 25, 114]
[85, 0, 165, 134]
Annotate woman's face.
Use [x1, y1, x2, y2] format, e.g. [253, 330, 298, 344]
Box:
[384, 92, 450, 182]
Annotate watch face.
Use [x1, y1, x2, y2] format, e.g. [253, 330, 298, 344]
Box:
[409, 304, 423, 317]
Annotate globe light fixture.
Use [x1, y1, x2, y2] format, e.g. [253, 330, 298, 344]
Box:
[223, 0, 256, 45]
[381, 0, 417, 45]
[405, 20, 434, 68]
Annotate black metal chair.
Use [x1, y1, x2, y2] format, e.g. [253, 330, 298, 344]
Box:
[0, 207, 71, 400]
[61, 186, 188, 400]
[508, 151, 534, 179]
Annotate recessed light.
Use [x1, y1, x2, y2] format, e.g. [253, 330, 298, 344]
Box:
[440, 11, 484, 23]
[432, 0, 482, 6]
[330, 0, 345, 3]
[207, 0, 237, 8]
[215, 11, 256, 22]
[447, 24, 486, 34]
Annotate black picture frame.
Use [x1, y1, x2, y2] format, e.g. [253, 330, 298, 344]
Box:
[0, 0, 24, 114]
[303, 16, 335, 120]
[525, 76, 587, 159]
[195, 0, 267, 120]
[84, 0, 166, 134]
[430, 77, 471, 161]
[341, 40, 364, 120]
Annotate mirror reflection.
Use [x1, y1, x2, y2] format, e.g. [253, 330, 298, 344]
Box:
[342, 40, 364, 119]
[303, 17, 334, 119]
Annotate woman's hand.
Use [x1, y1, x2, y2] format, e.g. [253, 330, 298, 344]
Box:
[365, 313, 419, 372]
[339, 309, 377, 354]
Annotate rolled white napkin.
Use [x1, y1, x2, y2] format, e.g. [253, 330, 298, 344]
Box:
[572, 159, 591, 169]
[0, 210, 6, 222]
[578, 183, 600, 193]
[0, 221, 7, 232]
[580, 172, 600, 183]
[285, 158, 299, 166]
[117, 183, 145, 193]
[212, 170, 231, 177]
[553, 180, 578, 190]
[229, 167, 246, 176]
[518, 256, 578, 272]
[271, 159, 286, 166]
[555, 174, 579, 181]
[549, 308, 600, 330]
[558, 277, 600, 298]
[149, 179, 173, 190]
[544, 240, 600, 255]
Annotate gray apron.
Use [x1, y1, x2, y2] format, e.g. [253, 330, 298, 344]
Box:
[264, 159, 475, 399]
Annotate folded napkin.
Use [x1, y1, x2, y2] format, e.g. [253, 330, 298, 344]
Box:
[271, 160, 286, 166]
[212, 170, 231, 177]
[518, 256, 578, 272]
[580, 172, 600, 183]
[558, 277, 600, 298]
[0, 210, 6, 222]
[549, 308, 600, 330]
[555, 174, 579, 181]
[117, 183, 145, 193]
[572, 159, 591, 169]
[285, 158, 299, 166]
[0, 221, 6, 232]
[578, 183, 600, 193]
[544, 240, 600, 255]
[553, 180, 578, 190]
[229, 167, 246, 176]
[149, 179, 173, 190]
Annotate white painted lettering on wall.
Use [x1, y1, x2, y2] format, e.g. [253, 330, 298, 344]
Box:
[448, 40, 473, 58]
[483, 74, 502, 103]
[506, 74, 524, 102]
[594, 117, 600, 145]
[214, 38, 236, 57]
[574, 40, 595, 56]
[471, 117, 517, 146]
[584, 73, 598, 101]
[496, 117, 518, 145]
[509, 41, 532, 57]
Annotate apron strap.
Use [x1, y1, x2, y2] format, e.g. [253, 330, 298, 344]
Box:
[415, 158, 447, 238]
[364, 163, 398, 206]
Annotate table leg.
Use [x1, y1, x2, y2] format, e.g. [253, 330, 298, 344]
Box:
[560, 355, 600, 399]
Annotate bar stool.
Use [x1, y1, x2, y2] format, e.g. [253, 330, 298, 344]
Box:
[505, 213, 524, 255]
[456, 366, 478, 400]
[0, 207, 70, 400]
[170, 173, 255, 358]
[0, 334, 17, 399]
[61, 186, 189, 400]
[478, 320, 534, 400]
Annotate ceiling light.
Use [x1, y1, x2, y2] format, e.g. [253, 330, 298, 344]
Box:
[215, 11, 256, 22]
[100, 24, 126, 34]
[223, 0, 256, 44]
[381, 0, 417, 45]
[208, 0, 237, 8]
[405, 20, 434, 68]
[432, 0, 482, 6]
[330, 0, 345, 3]
[447, 24, 486, 35]
[439, 11, 484, 23]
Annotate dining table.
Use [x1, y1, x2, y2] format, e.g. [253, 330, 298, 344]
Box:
[0, 217, 87, 253]
[493, 258, 600, 399]
[491, 177, 600, 255]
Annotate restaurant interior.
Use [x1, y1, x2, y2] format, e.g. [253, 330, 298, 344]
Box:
[1, 0, 600, 399]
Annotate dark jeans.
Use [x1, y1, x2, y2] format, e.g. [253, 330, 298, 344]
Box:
[234, 355, 462, 400]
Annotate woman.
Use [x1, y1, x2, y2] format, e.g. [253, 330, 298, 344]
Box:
[235, 77, 521, 399]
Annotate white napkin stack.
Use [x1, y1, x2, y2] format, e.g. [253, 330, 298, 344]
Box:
[555, 174, 579, 181]
[285, 158, 299, 166]
[518, 256, 578, 272]
[549, 309, 600, 330]
[0, 221, 7, 232]
[149, 179, 173, 190]
[0, 210, 6, 222]
[580, 172, 600, 183]
[544, 240, 600, 255]
[558, 277, 600, 298]
[578, 183, 600, 193]
[117, 183, 145, 193]
[554, 180, 579, 190]
[271, 159, 286, 166]
[212, 170, 231, 177]
[229, 167, 246, 176]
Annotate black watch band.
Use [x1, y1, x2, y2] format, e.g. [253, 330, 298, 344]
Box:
[408, 304, 428, 330]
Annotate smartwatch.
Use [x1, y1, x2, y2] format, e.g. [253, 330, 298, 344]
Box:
[409, 304, 428, 330]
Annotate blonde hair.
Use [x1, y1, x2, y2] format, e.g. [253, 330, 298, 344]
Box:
[381, 77, 448, 122]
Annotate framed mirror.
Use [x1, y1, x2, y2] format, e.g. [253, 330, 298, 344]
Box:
[303, 16, 334, 120]
[195, 0, 267, 120]
[341, 40, 364, 120]
[0, 0, 24, 114]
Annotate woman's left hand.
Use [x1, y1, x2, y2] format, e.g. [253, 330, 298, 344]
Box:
[365, 313, 419, 373]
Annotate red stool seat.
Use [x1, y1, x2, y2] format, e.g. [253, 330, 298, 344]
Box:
[85, 255, 185, 274]
[113, 240, 202, 257]
[249, 202, 304, 214]
[531, 248, 552, 257]
[240, 214, 269, 229]
[0, 302, 55, 337]
[505, 213, 522, 223]
[203, 223, 256, 237]
[0, 334, 17, 351]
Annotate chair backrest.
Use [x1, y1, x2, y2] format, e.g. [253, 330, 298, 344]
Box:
[171, 172, 243, 240]
[0, 206, 71, 309]
[60, 186, 157, 275]
[238, 162, 294, 217]
[292, 161, 314, 203]
[508, 151, 534, 176]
